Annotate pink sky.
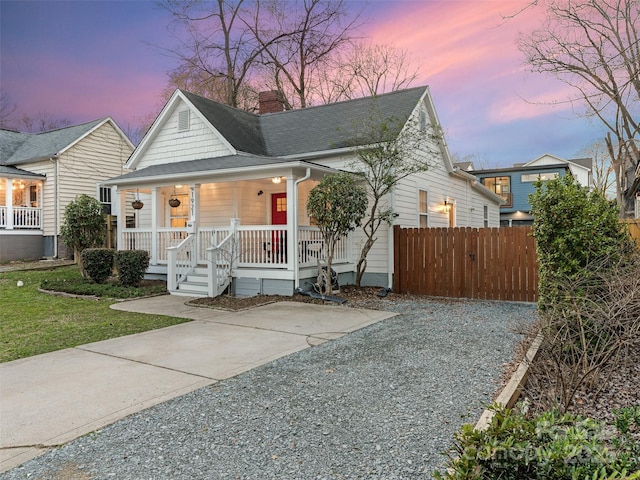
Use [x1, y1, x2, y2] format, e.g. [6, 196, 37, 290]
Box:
[1, 0, 604, 166]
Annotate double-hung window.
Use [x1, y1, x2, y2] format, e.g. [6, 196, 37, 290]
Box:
[419, 190, 428, 227]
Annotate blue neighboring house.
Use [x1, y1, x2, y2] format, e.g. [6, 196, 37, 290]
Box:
[461, 154, 593, 226]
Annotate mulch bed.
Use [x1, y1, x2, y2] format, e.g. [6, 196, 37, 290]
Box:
[188, 285, 395, 311]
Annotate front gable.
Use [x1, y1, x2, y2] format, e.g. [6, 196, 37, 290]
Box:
[524, 153, 566, 166]
[128, 92, 237, 171]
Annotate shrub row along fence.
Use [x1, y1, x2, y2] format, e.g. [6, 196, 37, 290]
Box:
[393, 225, 538, 302]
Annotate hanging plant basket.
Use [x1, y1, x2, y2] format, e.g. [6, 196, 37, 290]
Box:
[132, 200, 144, 210]
[168, 197, 181, 208]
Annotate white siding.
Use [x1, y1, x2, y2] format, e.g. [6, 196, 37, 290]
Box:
[137, 100, 233, 170]
[200, 183, 237, 227]
[310, 106, 501, 276]
[56, 122, 132, 236]
[238, 180, 270, 225]
[297, 179, 318, 226]
[527, 154, 591, 187]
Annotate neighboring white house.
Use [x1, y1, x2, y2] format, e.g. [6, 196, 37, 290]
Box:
[0, 118, 134, 262]
[105, 86, 503, 297]
[523, 153, 593, 188]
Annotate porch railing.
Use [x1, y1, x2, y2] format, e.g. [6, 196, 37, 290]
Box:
[0, 207, 42, 229]
[298, 226, 349, 267]
[120, 225, 350, 268]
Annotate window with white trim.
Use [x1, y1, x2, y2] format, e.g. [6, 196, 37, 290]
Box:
[483, 205, 489, 227]
[99, 186, 112, 215]
[521, 172, 558, 182]
[419, 189, 428, 227]
[169, 193, 189, 227]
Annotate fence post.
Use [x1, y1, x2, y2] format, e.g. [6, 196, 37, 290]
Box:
[393, 225, 401, 293]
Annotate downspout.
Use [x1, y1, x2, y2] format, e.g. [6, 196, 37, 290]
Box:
[294, 168, 311, 289]
[388, 187, 395, 290]
[51, 156, 59, 258]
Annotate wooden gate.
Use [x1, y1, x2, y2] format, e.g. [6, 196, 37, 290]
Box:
[393, 226, 538, 302]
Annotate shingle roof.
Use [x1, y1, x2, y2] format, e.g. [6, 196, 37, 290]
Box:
[260, 87, 426, 156]
[0, 165, 46, 178]
[0, 119, 105, 166]
[181, 92, 267, 156]
[569, 157, 593, 170]
[181, 86, 427, 157]
[108, 154, 291, 183]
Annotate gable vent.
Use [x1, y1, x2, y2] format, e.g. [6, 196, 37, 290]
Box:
[178, 110, 190, 131]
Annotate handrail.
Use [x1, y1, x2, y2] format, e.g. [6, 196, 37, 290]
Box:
[167, 234, 196, 292]
[206, 231, 235, 297]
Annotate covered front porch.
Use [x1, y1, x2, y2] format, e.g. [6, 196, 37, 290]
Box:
[112, 163, 353, 296]
[0, 177, 44, 230]
[0, 176, 45, 262]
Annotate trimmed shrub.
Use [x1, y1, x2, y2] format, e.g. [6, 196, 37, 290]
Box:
[529, 174, 632, 309]
[434, 404, 640, 480]
[81, 248, 114, 284]
[115, 250, 149, 287]
[59, 194, 106, 277]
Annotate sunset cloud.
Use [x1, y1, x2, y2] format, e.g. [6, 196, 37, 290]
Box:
[1, 0, 605, 166]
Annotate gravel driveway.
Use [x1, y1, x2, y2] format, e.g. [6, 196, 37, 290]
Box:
[2, 298, 536, 480]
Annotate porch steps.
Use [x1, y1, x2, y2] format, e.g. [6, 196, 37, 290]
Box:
[174, 266, 230, 297]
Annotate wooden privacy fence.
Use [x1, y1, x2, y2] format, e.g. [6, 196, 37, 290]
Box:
[622, 219, 640, 244]
[394, 226, 538, 302]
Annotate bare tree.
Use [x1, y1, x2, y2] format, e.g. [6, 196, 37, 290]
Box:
[161, 0, 264, 108]
[578, 139, 616, 198]
[518, 0, 640, 206]
[18, 113, 72, 133]
[347, 105, 440, 286]
[336, 43, 419, 100]
[246, 0, 362, 109]
[0, 89, 17, 129]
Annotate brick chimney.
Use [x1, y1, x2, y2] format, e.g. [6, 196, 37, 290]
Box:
[258, 90, 285, 114]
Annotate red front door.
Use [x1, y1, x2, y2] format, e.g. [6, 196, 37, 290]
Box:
[271, 193, 287, 225]
[271, 193, 287, 262]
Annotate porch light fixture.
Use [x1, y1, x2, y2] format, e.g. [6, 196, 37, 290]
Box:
[132, 189, 144, 210]
[168, 186, 181, 208]
[271, 176, 282, 184]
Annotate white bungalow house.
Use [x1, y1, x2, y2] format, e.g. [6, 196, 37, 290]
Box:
[105, 86, 503, 297]
[0, 118, 133, 262]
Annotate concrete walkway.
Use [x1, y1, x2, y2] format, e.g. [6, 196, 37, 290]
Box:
[0, 296, 395, 473]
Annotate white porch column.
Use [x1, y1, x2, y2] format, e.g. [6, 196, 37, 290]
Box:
[151, 187, 159, 265]
[190, 184, 200, 262]
[117, 188, 126, 250]
[5, 178, 13, 229]
[189, 184, 200, 228]
[285, 175, 295, 272]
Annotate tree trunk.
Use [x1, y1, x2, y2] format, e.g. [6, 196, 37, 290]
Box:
[75, 248, 88, 279]
[355, 235, 376, 286]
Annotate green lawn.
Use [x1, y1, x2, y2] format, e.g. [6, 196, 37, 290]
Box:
[0, 266, 190, 363]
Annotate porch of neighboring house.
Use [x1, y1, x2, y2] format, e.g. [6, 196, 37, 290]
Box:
[0, 177, 45, 262]
[115, 177, 353, 297]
